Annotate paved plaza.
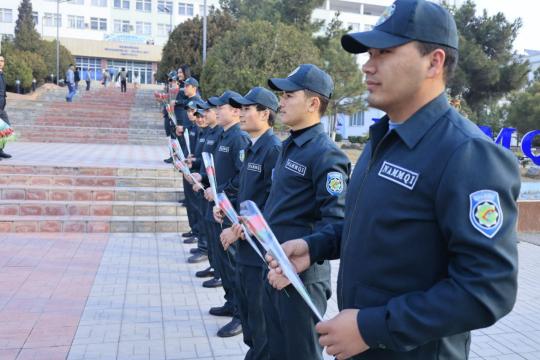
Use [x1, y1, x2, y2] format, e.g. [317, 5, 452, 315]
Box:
[0, 230, 539, 360]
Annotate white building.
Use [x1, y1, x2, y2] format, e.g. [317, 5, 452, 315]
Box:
[313, 0, 391, 138]
[0, 0, 219, 83]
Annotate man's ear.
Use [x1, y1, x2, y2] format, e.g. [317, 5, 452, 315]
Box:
[427, 48, 446, 79]
[307, 95, 321, 114]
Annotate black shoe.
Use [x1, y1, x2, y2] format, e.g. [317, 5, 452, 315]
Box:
[0, 150, 11, 159]
[196, 267, 214, 278]
[189, 247, 201, 254]
[209, 305, 233, 317]
[217, 318, 242, 338]
[203, 278, 222, 288]
[163, 157, 173, 164]
[183, 236, 198, 244]
[182, 231, 194, 237]
[188, 252, 208, 263]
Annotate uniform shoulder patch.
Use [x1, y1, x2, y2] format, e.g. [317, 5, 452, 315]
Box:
[326, 171, 344, 196]
[469, 190, 503, 238]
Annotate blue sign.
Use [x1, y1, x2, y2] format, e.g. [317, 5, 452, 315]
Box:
[480, 126, 540, 166]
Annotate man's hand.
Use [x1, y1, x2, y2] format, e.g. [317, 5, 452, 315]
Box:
[213, 205, 224, 224]
[230, 223, 245, 240]
[204, 188, 214, 202]
[183, 157, 193, 169]
[191, 173, 202, 192]
[220, 227, 240, 251]
[266, 239, 311, 290]
[175, 126, 183, 137]
[316, 309, 369, 359]
[183, 172, 194, 184]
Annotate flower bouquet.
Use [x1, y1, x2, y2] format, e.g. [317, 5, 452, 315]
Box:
[0, 118, 15, 148]
[216, 193, 265, 262]
[240, 200, 323, 321]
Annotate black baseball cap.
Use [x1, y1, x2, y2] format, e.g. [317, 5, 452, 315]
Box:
[184, 77, 199, 87]
[229, 87, 279, 112]
[342, 0, 458, 54]
[268, 64, 334, 99]
[207, 90, 242, 106]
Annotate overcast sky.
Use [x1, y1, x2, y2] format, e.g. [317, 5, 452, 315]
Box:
[471, 0, 538, 53]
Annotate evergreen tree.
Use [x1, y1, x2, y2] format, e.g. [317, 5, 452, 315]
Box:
[14, 0, 41, 52]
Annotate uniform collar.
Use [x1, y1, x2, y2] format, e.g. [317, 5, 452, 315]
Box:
[222, 122, 240, 138]
[249, 128, 274, 154]
[290, 122, 324, 147]
[376, 92, 451, 150]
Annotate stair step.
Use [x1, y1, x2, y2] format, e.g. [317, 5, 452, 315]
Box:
[0, 215, 189, 233]
[0, 185, 184, 202]
[0, 200, 187, 217]
[0, 165, 178, 177]
[0, 173, 182, 188]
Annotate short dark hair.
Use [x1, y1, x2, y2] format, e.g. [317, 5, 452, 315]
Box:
[303, 90, 329, 117]
[415, 41, 459, 82]
[255, 104, 276, 127]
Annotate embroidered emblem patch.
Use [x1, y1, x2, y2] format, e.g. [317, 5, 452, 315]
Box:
[219, 145, 230, 153]
[285, 159, 307, 176]
[247, 162, 262, 173]
[326, 172, 344, 196]
[378, 161, 419, 190]
[469, 190, 503, 238]
[376, 3, 396, 26]
[239, 150, 245, 162]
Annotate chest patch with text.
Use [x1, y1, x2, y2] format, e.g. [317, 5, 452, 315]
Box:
[285, 159, 307, 176]
[378, 161, 419, 190]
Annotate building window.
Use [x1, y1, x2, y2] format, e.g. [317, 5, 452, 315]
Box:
[113, 0, 130, 9]
[349, 112, 365, 127]
[199, 4, 205, 15]
[348, 22, 361, 33]
[364, 24, 373, 31]
[0, 9, 13, 23]
[136, 21, 152, 35]
[157, 23, 171, 36]
[178, 2, 193, 16]
[90, 17, 107, 30]
[114, 19, 131, 33]
[158, 0, 173, 13]
[32, 11, 38, 25]
[68, 15, 85, 29]
[70, 0, 85, 4]
[91, 0, 107, 6]
[136, 0, 152, 12]
[43, 13, 61, 27]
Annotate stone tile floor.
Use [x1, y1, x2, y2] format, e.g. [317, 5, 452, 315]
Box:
[2, 232, 539, 360]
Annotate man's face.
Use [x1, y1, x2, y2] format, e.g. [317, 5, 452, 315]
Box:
[362, 42, 429, 113]
[205, 108, 217, 126]
[216, 104, 238, 127]
[0, 56, 4, 71]
[195, 114, 207, 127]
[240, 105, 265, 133]
[278, 90, 311, 128]
[187, 108, 196, 122]
[184, 84, 196, 97]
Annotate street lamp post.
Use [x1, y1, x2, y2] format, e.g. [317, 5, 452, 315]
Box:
[56, 0, 72, 84]
[202, 0, 207, 64]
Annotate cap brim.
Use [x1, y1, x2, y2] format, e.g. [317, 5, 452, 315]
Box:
[197, 102, 210, 110]
[268, 78, 304, 93]
[229, 96, 255, 108]
[341, 30, 411, 54]
[207, 97, 223, 106]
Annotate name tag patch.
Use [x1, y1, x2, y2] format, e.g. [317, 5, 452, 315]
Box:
[378, 161, 419, 190]
[219, 145, 230, 153]
[199, 138, 205, 143]
[285, 159, 307, 176]
[247, 162, 262, 173]
[207, 140, 215, 145]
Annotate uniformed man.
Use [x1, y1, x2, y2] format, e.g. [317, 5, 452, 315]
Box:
[178, 100, 203, 247]
[202, 90, 250, 338]
[262, 64, 351, 360]
[267, 1, 521, 359]
[189, 100, 223, 267]
[216, 87, 282, 359]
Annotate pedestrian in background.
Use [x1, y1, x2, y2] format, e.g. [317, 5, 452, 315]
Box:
[116, 67, 128, 93]
[74, 66, 81, 92]
[85, 69, 91, 91]
[0, 54, 12, 160]
[65, 64, 76, 102]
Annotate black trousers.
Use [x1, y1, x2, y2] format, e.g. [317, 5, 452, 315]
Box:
[236, 264, 269, 360]
[120, 80, 127, 92]
[263, 279, 331, 360]
[183, 177, 200, 236]
[203, 219, 220, 279]
[86, 80, 90, 91]
[207, 221, 238, 315]
[194, 193, 208, 253]
[0, 107, 9, 150]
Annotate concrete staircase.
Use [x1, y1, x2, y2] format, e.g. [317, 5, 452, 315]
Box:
[10, 86, 166, 145]
[0, 164, 188, 233]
